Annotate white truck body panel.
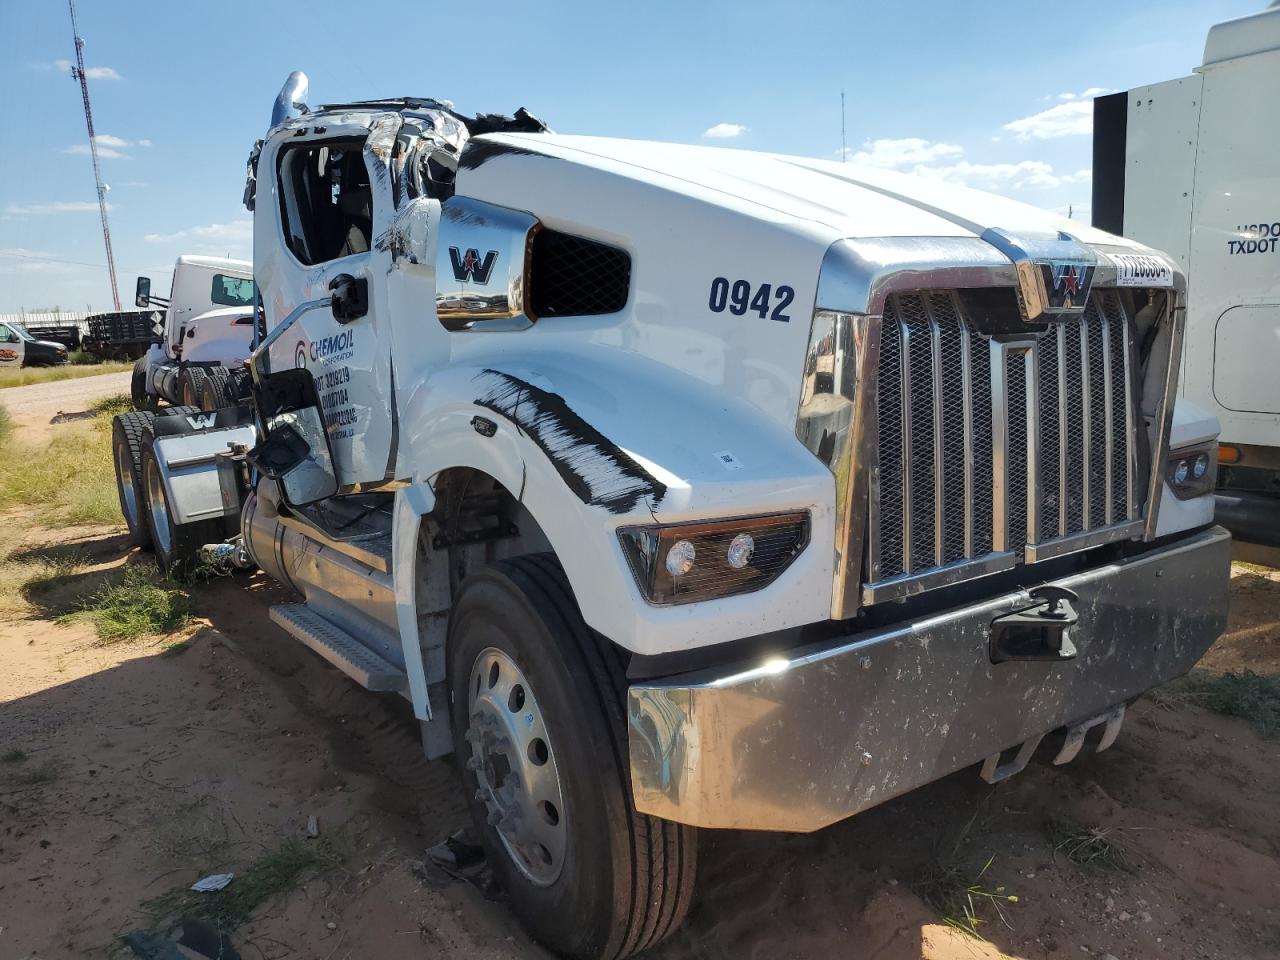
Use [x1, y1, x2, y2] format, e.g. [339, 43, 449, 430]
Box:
[1118, 7, 1280, 449]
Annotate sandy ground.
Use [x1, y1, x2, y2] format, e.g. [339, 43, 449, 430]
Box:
[0, 370, 132, 444]
[1, 395, 1278, 960]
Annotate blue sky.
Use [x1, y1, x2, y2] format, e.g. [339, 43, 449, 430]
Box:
[0, 0, 1260, 314]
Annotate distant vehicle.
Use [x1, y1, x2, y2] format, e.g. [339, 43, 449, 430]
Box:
[82, 310, 164, 362]
[132, 255, 255, 410]
[0, 320, 68, 367]
[1093, 4, 1280, 545]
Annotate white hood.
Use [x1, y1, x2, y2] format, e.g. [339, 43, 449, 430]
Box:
[488, 133, 1138, 250]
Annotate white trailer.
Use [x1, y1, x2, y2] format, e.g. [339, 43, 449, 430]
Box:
[131, 255, 256, 409]
[112, 73, 1231, 958]
[1093, 4, 1280, 545]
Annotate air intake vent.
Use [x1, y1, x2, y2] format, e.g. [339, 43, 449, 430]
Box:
[528, 231, 630, 318]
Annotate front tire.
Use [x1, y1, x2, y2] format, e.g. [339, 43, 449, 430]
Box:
[447, 555, 696, 959]
[140, 430, 222, 578]
[112, 411, 156, 549]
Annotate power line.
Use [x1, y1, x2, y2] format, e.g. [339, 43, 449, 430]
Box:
[0, 250, 162, 274]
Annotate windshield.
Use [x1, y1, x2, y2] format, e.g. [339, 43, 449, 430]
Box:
[211, 274, 255, 307]
[9, 323, 35, 342]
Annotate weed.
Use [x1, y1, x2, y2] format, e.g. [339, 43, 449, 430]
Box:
[0, 404, 120, 525]
[1164, 669, 1280, 737]
[146, 839, 343, 933]
[160, 640, 192, 658]
[87, 392, 133, 418]
[0, 402, 10, 441]
[0, 361, 131, 389]
[0, 550, 87, 621]
[9, 761, 59, 785]
[66, 350, 102, 365]
[62, 564, 192, 641]
[1047, 817, 1132, 871]
[914, 855, 1019, 938]
[1, 748, 27, 764]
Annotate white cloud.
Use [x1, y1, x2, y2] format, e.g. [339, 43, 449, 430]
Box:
[137, 138, 152, 148]
[4, 200, 113, 215]
[1003, 100, 1094, 140]
[847, 137, 963, 168]
[911, 159, 1064, 190]
[144, 220, 253, 244]
[703, 122, 749, 139]
[93, 134, 131, 149]
[61, 134, 149, 160]
[64, 144, 127, 159]
[47, 59, 121, 80]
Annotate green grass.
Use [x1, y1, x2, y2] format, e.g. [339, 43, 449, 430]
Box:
[914, 855, 1019, 938]
[1047, 817, 1132, 872]
[1166, 669, 1280, 737]
[0, 360, 131, 388]
[66, 350, 103, 365]
[8, 761, 59, 785]
[160, 639, 192, 657]
[0, 393, 122, 526]
[88, 392, 133, 418]
[62, 564, 192, 641]
[145, 839, 342, 933]
[1, 748, 28, 764]
[0, 402, 10, 442]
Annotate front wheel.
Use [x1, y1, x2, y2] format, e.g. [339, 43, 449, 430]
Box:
[448, 555, 697, 959]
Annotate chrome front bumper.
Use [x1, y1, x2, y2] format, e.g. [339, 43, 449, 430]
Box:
[627, 525, 1231, 832]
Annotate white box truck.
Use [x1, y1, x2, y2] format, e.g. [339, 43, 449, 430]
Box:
[1093, 4, 1280, 546]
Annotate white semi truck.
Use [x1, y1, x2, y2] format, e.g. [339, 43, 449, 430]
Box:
[1092, 4, 1280, 547]
[111, 73, 1231, 958]
[131, 255, 256, 410]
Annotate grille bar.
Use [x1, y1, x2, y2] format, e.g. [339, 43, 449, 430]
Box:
[865, 289, 1144, 603]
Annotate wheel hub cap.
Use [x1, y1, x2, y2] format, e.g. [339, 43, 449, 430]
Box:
[465, 647, 567, 886]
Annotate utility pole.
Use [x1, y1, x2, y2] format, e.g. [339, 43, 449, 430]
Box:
[841, 89, 847, 162]
[66, 0, 120, 310]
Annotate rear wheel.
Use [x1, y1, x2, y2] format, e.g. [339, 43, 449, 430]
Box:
[448, 555, 697, 959]
[112, 411, 156, 549]
[141, 430, 222, 578]
[178, 366, 210, 408]
[199, 367, 233, 410]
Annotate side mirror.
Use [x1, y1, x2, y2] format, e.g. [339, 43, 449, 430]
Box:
[329, 274, 368, 323]
[135, 276, 152, 308]
[248, 368, 338, 506]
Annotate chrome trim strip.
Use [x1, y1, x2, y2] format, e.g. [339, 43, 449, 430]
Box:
[1057, 323, 1069, 538]
[1123, 302, 1138, 520]
[927, 297, 946, 567]
[959, 295, 975, 558]
[1025, 345, 1041, 545]
[1143, 293, 1185, 540]
[1025, 519, 1143, 564]
[861, 550, 1019, 605]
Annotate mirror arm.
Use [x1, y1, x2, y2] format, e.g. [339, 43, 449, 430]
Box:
[248, 297, 332, 384]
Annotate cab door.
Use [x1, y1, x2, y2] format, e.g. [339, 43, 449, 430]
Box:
[0, 324, 24, 367]
[263, 118, 399, 489]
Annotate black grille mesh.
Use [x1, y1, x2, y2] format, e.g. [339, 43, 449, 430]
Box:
[528, 230, 630, 318]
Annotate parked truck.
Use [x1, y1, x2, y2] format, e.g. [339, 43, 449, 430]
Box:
[0, 320, 69, 367]
[1093, 4, 1280, 548]
[131, 255, 255, 409]
[111, 73, 1231, 958]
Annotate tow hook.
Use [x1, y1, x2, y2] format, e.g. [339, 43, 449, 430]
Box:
[989, 585, 1079, 663]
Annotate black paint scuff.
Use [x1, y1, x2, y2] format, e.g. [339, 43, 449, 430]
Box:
[474, 369, 666, 514]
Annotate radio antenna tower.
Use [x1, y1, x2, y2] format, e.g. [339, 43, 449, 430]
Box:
[66, 0, 120, 310]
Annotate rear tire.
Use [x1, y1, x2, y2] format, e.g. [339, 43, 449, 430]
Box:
[199, 367, 231, 410]
[447, 554, 697, 960]
[112, 411, 156, 549]
[130, 357, 156, 412]
[178, 366, 210, 408]
[140, 429, 222, 578]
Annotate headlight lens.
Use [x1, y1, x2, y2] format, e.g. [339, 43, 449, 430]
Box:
[618, 512, 809, 605]
[1165, 444, 1217, 500]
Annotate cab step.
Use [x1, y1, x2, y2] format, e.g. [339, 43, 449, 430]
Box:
[269, 603, 408, 693]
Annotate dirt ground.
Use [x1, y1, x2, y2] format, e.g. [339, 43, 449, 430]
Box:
[1, 381, 1278, 960]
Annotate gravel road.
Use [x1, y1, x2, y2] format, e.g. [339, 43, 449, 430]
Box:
[0, 370, 132, 441]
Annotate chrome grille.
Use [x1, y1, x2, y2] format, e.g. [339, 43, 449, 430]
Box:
[866, 289, 1142, 602]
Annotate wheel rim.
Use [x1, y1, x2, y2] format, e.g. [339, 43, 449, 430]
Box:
[466, 647, 567, 887]
[115, 439, 140, 530]
[145, 458, 173, 558]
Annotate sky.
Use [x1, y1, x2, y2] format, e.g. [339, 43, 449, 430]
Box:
[0, 0, 1262, 314]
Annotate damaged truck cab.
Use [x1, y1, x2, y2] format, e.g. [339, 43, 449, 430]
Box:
[114, 72, 1230, 959]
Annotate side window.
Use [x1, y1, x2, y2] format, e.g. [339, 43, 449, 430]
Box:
[211, 274, 255, 307]
[0, 325, 17, 343]
[277, 139, 373, 266]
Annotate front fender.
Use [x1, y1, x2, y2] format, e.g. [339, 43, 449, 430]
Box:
[399, 349, 835, 657]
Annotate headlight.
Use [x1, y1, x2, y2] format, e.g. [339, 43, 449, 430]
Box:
[618, 512, 809, 605]
[1165, 444, 1217, 500]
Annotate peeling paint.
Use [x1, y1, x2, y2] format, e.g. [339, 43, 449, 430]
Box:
[473, 369, 666, 514]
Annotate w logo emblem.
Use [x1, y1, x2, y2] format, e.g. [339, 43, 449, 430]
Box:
[449, 247, 499, 284]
